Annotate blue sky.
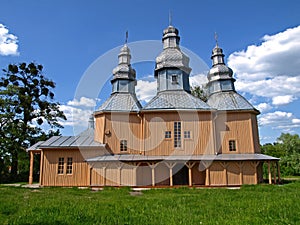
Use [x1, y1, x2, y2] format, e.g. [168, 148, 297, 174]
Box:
[1, 0, 300, 144]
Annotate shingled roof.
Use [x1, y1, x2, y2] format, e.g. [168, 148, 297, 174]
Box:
[207, 91, 258, 112]
[98, 93, 142, 112]
[143, 90, 211, 111]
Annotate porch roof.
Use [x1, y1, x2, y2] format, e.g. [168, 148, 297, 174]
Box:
[86, 153, 279, 162]
[26, 135, 105, 152]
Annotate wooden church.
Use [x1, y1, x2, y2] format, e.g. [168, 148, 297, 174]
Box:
[27, 25, 280, 187]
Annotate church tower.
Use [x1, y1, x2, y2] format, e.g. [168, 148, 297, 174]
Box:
[206, 43, 256, 111]
[98, 43, 142, 112]
[143, 25, 210, 110]
[154, 25, 191, 93]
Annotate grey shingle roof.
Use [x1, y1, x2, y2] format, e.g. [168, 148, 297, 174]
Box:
[143, 90, 211, 110]
[98, 93, 142, 112]
[87, 153, 279, 162]
[207, 91, 257, 111]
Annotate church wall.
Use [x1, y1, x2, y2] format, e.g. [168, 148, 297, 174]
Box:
[94, 114, 105, 143]
[143, 111, 214, 156]
[208, 161, 259, 186]
[251, 114, 261, 153]
[41, 149, 90, 187]
[226, 162, 241, 185]
[102, 112, 141, 154]
[215, 112, 256, 154]
[209, 162, 226, 185]
[136, 163, 152, 186]
[242, 161, 257, 184]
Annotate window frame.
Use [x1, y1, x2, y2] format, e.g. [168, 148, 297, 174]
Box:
[174, 121, 182, 148]
[120, 140, 128, 152]
[184, 130, 191, 139]
[66, 157, 73, 175]
[229, 140, 237, 152]
[165, 131, 171, 139]
[58, 157, 64, 174]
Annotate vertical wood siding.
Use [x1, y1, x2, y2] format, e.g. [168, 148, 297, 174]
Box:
[215, 112, 256, 154]
[103, 113, 141, 155]
[42, 149, 90, 186]
[143, 111, 214, 156]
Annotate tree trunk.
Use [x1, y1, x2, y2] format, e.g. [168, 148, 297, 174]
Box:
[10, 150, 18, 179]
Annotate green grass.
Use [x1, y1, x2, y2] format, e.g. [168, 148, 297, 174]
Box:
[1, 181, 300, 225]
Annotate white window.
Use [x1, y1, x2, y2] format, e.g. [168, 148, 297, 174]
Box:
[120, 140, 128, 152]
[58, 157, 64, 174]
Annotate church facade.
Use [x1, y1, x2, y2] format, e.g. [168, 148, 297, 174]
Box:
[27, 25, 280, 187]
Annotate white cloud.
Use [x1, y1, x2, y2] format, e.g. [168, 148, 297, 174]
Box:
[259, 111, 292, 126]
[258, 111, 300, 133]
[255, 102, 272, 113]
[272, 95, 296, 105]
[60, 97, 97, 128]
[190, 73, 208, 87]
[136, 79, 156, 103]
[0, 24, 19, 56]
[67, 96, 96, 107]
[228, 25, 300, 104]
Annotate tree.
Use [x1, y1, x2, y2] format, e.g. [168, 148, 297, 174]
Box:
[191, 85, 208, 102]
[261, 133, 300, 176]
[0, 62, 66, 180]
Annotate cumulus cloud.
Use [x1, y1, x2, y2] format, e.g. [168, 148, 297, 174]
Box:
[0, 24, 19, 56]
[228, 25, 300, 104]
[272, 95, 296, 105]
[136, 78, 156, 103]
[67, 96, 96, 107]
[60, 97, 97, 128]
[255, 102, 272, 113]
[259, 111, 300, 133]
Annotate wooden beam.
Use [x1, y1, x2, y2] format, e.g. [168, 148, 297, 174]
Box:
[268, 161, 272, 184]
[238, 162, 243, 185]
[273, 162, 277, 184]
[29, 151, 34, 185]
[147, 162, 158, 186]
[186, 162, 196, 186]
[205, 166, 210, 186]
[39, 151, 44, 186]
[165, 162, 176, 187]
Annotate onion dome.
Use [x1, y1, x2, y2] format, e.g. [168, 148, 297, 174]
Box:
[111, 44, 136, 82]
[207, 45, 234, 83]
[155, 25, 191, 76]
[98, 40, 142, 112]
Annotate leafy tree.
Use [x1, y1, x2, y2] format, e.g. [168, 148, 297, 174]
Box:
[191, 85, 208, 102]
[0, 62, 66, 181]
[261, 133, 300, 176]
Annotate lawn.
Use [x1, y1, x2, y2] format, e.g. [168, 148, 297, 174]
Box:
[0, 181, 300, 225]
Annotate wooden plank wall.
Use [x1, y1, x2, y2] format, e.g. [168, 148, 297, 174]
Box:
[215, 112, 255, 154]
[143, 111, 214, 156]
[41, 149, 90, 186]
[209, 161, 258, 186]
[103, 113, 141, 155]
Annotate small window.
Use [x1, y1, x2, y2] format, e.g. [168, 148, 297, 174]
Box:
[184, 131, 191, 139]
[229, 140, 237, 151]
[171, 75, 178, 84]
[120, 140, 128, 152]
[165, 131, 171, 139]
[58, 157, 64, 174]
[66, 157, 73, 174]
